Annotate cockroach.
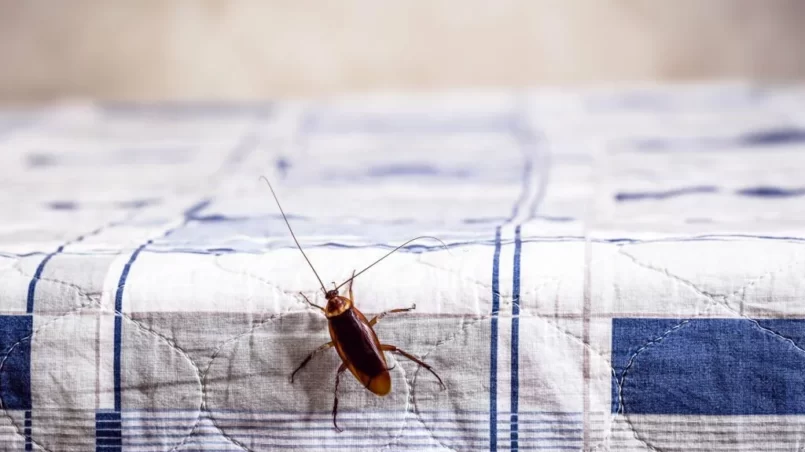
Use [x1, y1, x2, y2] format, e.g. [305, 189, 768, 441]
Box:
[260, 177, 446, 432]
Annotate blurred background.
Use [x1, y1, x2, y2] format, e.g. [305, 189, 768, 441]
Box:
[1, 0, 804, 104]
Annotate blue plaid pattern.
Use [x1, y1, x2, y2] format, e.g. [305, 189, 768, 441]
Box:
[1, 84, 805, 451]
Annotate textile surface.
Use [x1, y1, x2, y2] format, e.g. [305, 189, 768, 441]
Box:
[1, 83, 805, 451]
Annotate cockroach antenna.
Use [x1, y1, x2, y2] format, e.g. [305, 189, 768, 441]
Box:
[334, 235, 449, 291]
[259, 176, 327, 294]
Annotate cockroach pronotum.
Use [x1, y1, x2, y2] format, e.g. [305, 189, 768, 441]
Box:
[260, 177, 447, 432]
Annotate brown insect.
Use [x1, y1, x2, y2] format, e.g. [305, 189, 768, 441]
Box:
[261, 177, 446, 432]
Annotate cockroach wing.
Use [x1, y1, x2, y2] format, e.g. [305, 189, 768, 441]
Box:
[328, 304, 392, 396]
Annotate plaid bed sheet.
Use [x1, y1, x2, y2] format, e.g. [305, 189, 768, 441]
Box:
[1, 83, 805, 451]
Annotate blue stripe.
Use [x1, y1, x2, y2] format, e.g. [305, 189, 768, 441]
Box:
[0, 316, 32, 410]
[111, 199, 208, 413]
[26, 223, 113, 313]
[507, 156, 533, 221]
[26, 250, 59, 313]
[511, 225, 522, 451]
[527, 135, 550, 221]
[24, 410, 31, 451]
[489, 226, 502, 452]
[113, 242, 150, 411]
[183, 200, 212, 219]
[96, 411, 123, 421]
[97, 411, 122, 452]
[23, 244, 56, 450]
[147, 233, 805, 256]
[96, 421, 123, 428]
[737, 185, 805, 198]
[507, 112, 535, 222]
[113, 315, 123, 411]
[615, 185, 719, 202]
[612, 318, 805, 415]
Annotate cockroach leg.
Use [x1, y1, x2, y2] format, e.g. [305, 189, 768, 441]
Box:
[368, 304, 417, 326]
[333, 362, 348, 433]
[290, 342, 334, 383]
[381, 344, 446, 390]
[298, 292, 325, 312]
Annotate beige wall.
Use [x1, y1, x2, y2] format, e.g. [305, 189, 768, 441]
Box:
[1, 0, 804, 103]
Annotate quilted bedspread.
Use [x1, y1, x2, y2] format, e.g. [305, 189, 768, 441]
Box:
[1, 83, 805, 451]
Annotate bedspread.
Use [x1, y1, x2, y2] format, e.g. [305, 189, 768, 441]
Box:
[2, 83, 805, 451]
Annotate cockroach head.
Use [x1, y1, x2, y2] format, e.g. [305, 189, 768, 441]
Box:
[325, 289, 339, 300]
